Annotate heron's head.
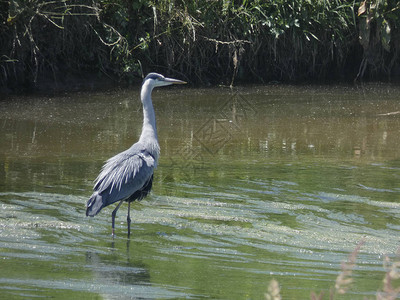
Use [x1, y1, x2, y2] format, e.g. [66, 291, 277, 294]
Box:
[143, 73, 186, 88]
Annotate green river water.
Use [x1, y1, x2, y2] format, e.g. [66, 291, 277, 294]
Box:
[1, 83, 400, 299]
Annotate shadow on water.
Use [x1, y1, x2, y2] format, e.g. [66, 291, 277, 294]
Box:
[1, 84, 400, 298]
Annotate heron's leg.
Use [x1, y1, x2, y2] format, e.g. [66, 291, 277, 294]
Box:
[127, 201, 131, 237]
[111, 200, 124, 237]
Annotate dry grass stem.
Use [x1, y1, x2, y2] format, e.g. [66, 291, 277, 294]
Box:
[265, 243, 400, 299]
[310, 291, 324, 300]
[377, 253, 400, 300]
[265, 279, 281, 300]
[334, 240, 365, 295]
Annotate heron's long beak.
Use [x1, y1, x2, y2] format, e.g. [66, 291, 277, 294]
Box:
[164, 77, 187, 85]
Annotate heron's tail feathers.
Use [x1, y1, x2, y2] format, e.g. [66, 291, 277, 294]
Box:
[86, 192, 105, 217]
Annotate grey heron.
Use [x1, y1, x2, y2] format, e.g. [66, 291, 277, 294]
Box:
[86, 73, 186, 236]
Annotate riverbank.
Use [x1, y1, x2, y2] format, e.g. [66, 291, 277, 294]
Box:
[1, 1, 399, 92]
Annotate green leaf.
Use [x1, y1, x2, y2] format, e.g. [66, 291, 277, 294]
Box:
[358, 1, 367, 16]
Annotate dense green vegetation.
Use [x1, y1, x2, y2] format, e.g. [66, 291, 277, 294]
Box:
[1, 0, 399, 91]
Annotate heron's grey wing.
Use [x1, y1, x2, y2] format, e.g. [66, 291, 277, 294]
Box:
[86, 149, 155, 216]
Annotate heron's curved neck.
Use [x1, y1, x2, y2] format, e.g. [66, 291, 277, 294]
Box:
[139, 83, 158, 145]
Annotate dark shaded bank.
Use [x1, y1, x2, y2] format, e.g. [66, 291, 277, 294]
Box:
[1, 0, 400, 92]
